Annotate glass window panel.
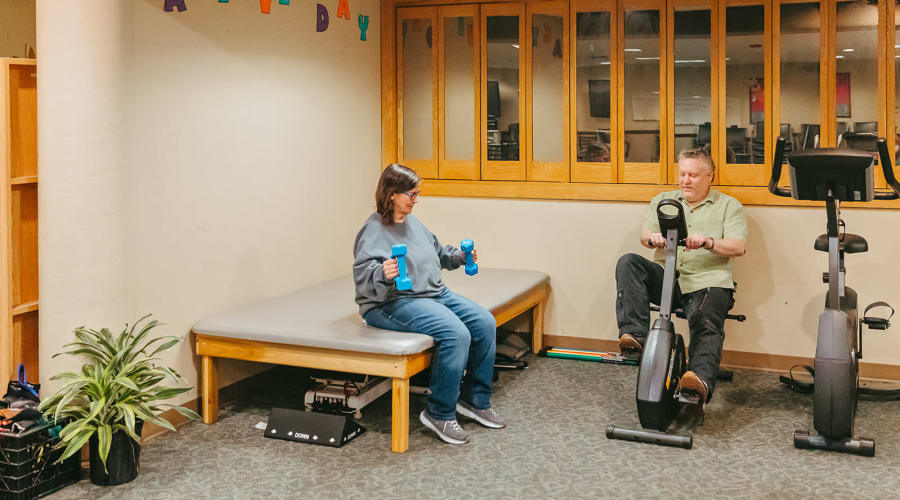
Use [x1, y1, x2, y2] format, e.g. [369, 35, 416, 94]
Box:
[673, 8, 712, 162]
[726, 5, 765, 164]
[835, 0, 878, 159]
[780, 2, 819, 155]
[402, 16, 434, 160]
[896, 0, 900, 164]
[486, 16, 520, 161]
[444, 15, 476, 161]
[576, 11, 612, 163]
[623, 9, 661, 163]
[532, 13, 565, 163]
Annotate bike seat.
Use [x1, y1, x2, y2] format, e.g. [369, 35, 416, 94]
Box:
[814, 233, 868, 254]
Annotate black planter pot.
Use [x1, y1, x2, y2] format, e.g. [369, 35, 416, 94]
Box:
[88, 420, 144, 486]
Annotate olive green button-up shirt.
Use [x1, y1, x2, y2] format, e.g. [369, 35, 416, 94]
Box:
[642, 189, 748, 294]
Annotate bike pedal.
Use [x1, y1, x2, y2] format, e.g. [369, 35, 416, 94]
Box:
[677, 392, 701, 406]
[621, 348, 642, 361]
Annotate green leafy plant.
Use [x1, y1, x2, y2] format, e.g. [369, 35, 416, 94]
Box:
[39, 315, 200, 470]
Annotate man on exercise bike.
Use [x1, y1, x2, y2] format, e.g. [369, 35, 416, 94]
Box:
[615, 147, 747, 406]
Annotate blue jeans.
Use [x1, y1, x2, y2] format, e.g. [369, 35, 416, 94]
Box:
[363, 288, 497, 421]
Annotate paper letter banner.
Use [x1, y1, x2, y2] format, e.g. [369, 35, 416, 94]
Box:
[426, 26, 432, 48]
[164, 0, 186, 12]
[532, 27, 539, 47]
[543, 23, 551, 43]
[317, 4, 329, 32]
[553, 38, 562, 58]
[457, 17, 465, 37]
[337, 0, 350, 20]
[466, 25, 473, 46]
[359, 15, 369, 41]
[260, 0, 271, 14]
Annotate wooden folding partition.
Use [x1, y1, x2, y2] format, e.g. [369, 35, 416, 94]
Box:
[383, 0, 900, 207]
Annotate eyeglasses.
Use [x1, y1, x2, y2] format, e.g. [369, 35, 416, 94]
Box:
[403, 190, 421, 201]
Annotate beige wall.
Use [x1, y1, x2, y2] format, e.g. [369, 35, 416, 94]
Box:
[416, 197, 900, 366]
[0, 0, 35, 58]
[38, 0, 381, 402]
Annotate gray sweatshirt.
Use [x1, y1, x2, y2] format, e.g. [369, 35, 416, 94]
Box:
[353, 213, 464, 316]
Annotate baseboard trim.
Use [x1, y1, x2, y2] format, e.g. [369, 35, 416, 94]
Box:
[542, 335, 900, 381]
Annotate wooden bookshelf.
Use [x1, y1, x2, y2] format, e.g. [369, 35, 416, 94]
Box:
[1, 58, 38, 383]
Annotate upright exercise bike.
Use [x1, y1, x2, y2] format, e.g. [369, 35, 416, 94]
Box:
[769, 137, 900, 456]
[606, 199, 695, 449]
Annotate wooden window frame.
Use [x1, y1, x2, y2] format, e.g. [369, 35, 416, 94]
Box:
[482, 3, 528, 180]
[572, 0, 619, 183]
[773, 0, 828, 144]
[438, 4, 482, 180]
[527, 1, 571, 182]
[380, 0, 900, 209]
[397, 6, 440, 179]
[620, 0, 669, 184]
[830, 0, 886, 187]
[882, 0, 895, 167]
[717, 0, 772, 187]
[668, 0, 718, 184]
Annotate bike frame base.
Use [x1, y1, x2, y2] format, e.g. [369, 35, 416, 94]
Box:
[606, 426, 692, 449]
[794, 429, 874, 457]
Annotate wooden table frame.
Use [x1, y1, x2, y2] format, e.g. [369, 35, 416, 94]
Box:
[195, 281, 549, 453]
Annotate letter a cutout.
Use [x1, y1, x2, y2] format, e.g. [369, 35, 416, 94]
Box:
[337, 0, 351, 20]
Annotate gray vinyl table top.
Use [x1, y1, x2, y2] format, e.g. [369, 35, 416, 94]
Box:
[192, 268, 549, 355]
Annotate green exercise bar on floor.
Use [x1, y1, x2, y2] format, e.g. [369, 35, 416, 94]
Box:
[542, 347, 638, 366]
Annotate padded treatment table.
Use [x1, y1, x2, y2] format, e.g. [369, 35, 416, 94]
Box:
[192, 268, 550, 452]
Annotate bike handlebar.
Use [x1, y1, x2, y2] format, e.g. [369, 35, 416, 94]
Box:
[875, 138, 900, 200]
[769, 136, 900, 200]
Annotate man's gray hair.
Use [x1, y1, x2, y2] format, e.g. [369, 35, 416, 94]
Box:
[677, 147, 716, 177]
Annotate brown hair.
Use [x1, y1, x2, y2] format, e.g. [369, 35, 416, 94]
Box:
[677, 146, 716, 179]
[375, 164, 420, 224]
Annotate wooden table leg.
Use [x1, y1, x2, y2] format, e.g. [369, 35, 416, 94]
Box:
[391, 377, 409, 453]
[201, 355, 219, 424]
[532, 291, 547, 354]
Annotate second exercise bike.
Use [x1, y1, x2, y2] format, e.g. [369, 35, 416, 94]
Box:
[768, 136, 900, 456]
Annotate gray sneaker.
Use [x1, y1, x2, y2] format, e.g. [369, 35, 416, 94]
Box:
[419, 410, 469, 445]
[456, 401, 506, 429]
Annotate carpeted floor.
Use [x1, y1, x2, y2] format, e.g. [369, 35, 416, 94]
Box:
[48, 355, 900, 499]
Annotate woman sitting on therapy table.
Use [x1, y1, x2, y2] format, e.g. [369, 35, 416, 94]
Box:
[352, 163, 504, 445]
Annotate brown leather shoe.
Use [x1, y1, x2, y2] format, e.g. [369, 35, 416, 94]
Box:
[618, 333, 644, 356]
[677, 371, 709, 405]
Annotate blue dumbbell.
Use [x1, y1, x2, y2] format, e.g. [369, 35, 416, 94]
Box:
[461, 239, 478, 276]
[391, 244, 412, 290]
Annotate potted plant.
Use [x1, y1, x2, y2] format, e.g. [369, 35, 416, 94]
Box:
[39, 315, 200, 486]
